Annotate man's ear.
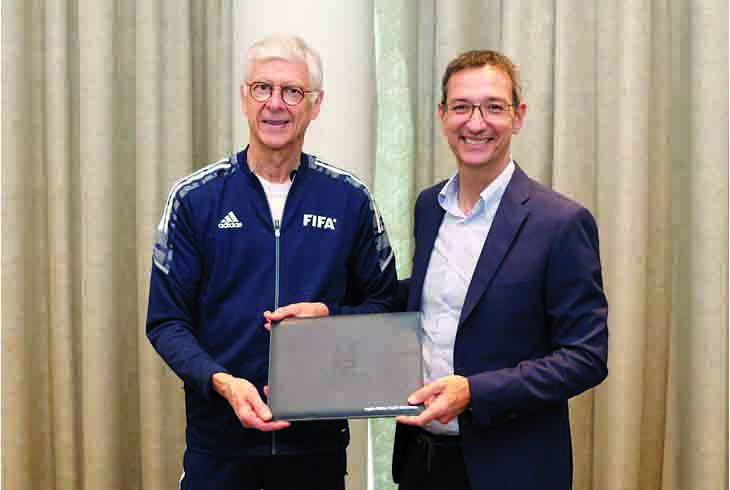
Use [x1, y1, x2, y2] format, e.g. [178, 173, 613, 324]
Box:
[309, 89, 325, 120]
[512, 102, 527, 134]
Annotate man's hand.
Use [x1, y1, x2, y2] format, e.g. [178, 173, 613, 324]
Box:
[263, 302, 329, 331]
[396, 375, 471, 426]
[212, 372, 290, 431]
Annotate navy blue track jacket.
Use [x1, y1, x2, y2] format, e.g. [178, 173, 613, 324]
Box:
[146, 148, 399, 456]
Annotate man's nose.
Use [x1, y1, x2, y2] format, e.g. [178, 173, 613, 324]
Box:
[465, 106, 488, 129]
[265, 87, 287, 110]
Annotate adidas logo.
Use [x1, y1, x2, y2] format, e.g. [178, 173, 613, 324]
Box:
[218, 211, 243, 229]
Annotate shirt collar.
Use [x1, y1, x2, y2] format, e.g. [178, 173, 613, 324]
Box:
[438, 159, 516, 219]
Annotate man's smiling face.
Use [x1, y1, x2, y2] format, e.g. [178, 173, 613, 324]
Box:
[242, 58, 322, 155]
[438, 65, 525, 174]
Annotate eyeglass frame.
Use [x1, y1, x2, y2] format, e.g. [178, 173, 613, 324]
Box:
[245, 81, 319, 106]
[440, 100, 515, 122]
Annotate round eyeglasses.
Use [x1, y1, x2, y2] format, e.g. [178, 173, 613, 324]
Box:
[247, 81, 318, 106]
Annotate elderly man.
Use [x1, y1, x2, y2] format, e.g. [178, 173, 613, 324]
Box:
[146, 34, 397, 490]
[392, 49, 609, 490]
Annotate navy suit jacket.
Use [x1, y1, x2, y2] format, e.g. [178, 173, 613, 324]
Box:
[393, 165, 608, 490]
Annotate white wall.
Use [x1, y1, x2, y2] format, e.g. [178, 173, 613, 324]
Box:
[232, 0, 376, 187]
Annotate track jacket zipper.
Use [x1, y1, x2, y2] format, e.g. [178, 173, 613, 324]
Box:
[266, 173, 295, 456]
[272, 217, 281, 455]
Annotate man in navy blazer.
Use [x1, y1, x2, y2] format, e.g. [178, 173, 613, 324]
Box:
[392, 50, 609, 490]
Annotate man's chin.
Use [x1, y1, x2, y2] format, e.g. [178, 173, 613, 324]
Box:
[456, 152, 493, 168]
[258, 137, 293, 151]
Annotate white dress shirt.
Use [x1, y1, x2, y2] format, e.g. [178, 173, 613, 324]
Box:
[421, 161, 515, 435]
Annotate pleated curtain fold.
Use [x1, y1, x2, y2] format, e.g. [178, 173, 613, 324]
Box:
[3, 1, 727, 490]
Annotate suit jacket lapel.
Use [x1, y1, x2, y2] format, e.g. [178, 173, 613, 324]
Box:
[458, 166, 531, 326]
[409, 188, 446, 311]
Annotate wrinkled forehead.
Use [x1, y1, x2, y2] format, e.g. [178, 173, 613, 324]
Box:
[249, 58, 310, 85]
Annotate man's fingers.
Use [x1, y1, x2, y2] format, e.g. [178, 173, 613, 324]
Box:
[264, 302, 329, 323]
[238, 406, 290, 431]
[395, 414, 420, 425]
[293, 302, 328, 317]
[254, 420, 291, 432]
[396, 407, 436, 426]
[236, 404, 259, 428]
[266, 305, 299, 322]
[396, 400, 444, 426]
[408, 382, 442, 405]
[248, 385, 290, 431]
[221, 377, 291, 432]
[263, 310, 280, 331]
[245, 389, 273, 421]
[423, 394, 436, 408]
[234, 382, 271, 419]
[399, 379, 465, 427]
[236, 394, 289, 431]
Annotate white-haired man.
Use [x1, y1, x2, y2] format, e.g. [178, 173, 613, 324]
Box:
[146, 34, 398, 490]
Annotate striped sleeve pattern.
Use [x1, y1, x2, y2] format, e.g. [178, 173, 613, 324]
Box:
[153, 157, 234, 274]
[308, 156, 394, 272]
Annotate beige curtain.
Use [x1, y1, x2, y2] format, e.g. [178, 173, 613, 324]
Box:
[371, 1, 728, 490]
[3, 1, 727, 490]
[3, 1, 234, 489]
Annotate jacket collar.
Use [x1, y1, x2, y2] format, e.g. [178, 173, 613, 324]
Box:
[236, 145, 308, 181]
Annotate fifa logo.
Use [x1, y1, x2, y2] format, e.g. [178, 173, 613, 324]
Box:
[302, 214, 336, 230]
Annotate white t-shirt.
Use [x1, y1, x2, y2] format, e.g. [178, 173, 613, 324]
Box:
[256, 174, 293, 223]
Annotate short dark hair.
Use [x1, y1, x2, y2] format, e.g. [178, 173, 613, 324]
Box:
[440, 50, 522, 107]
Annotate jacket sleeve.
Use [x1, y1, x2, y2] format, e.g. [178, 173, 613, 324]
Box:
[466, 206, 609, 429]
[146, 191, 228, 400]
[325, 191, 399, 316]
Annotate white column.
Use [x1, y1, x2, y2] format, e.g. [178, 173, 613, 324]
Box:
[233, 1, 376, 186]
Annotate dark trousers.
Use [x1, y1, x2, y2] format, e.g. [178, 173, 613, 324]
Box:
[180, 448, 346, 490]
[395, 427, 471, 490]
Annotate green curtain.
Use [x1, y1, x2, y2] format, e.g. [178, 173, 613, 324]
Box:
[371, 3, 415, 488]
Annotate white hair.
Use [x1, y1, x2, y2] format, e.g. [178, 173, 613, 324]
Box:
[244, 34, 323, 92]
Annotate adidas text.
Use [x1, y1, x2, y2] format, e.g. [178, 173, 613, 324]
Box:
[218, 211, 243, 229]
